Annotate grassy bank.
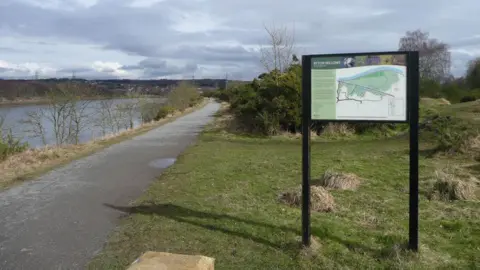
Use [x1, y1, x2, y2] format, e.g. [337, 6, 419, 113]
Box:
[89, 106, 479, 269]
[0, 99, 209, 190]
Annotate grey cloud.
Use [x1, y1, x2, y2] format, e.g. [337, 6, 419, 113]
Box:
[451, 37, 480, 48]
[1, 0, 480, 79]
[0, 46, 24, 53]
[57, 67, 95, 74]
[123, 58, 198, 78]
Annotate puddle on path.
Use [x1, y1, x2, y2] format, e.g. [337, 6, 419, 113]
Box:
[148, 158, 177, 169]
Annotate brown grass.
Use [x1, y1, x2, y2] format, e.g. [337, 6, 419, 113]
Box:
[298, 236, 321, 259]
[278, 185, 335, 212]
[427, 166, 479, 201]
[0, 99, 209, 190]
[320, 123, 354, 137]
[420, 97, 451, 106]
[314, 170, 361, 190]
[461, 134, 480, 156]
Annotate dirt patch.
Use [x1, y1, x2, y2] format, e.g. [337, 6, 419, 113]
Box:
[279, 185, 335, 212]
[314, 170, 361, 190]
[427, 166, 479, 201]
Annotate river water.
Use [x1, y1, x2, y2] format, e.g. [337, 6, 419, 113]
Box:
[0, 98, 166, 148]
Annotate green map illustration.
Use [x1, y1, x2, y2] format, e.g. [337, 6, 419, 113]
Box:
[336, 67, 404, 103]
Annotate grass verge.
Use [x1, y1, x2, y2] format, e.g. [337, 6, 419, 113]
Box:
[0, 99, 209, 190]
[89, 109, 479, 270]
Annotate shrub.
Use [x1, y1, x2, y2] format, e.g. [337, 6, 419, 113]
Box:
[0, 130, 29, 160]
[167, 82, 200, 111]
[139, 101, 162, 123]
[154, 106, 175, 120]
[460, 96, 477, 103]
[228, 65, 302, 135]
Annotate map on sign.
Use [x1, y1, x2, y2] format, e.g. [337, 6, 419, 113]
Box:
[311, 54, 407, 121]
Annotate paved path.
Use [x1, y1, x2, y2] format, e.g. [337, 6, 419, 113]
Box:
[0, 102, 220, 270]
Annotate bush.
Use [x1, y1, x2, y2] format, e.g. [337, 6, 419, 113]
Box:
[154, 106, 175, 120]
[460, 96, 477, 103]
[167, 82, 201, 111]
[228, 65, 302, 135]
[0, 130, 28, 160]
[139, 101, 162, 123]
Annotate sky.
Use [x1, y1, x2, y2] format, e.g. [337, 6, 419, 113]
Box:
[0, 0, 479, 80]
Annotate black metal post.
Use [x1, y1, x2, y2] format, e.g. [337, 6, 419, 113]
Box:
[408, 51, 420, 251]
[301, 55, 312, 247]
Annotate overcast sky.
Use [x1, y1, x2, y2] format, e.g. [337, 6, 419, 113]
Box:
[1, 0, 479, 80]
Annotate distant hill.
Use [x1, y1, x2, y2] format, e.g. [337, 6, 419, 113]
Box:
[0, 78, 243, 101]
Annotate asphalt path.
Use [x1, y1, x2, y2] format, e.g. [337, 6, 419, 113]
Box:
[0, 102, 220, 270]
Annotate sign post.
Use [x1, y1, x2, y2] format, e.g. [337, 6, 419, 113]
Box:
[301, 51, 419, 250]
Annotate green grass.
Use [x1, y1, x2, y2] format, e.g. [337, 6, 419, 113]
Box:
[89, 125, 480, 269]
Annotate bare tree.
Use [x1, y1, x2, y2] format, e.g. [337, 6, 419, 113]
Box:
[67, 99, 94, 144]
[116, 102, 137, 130]
[23, 82, 95, 146]
[398, 29, 451, 82]
[260, 23, 296, 75]
[94, 99, 116, 136]
[21, 110, 47, 146]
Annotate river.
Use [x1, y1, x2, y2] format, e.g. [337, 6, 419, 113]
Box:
[0, 98, 166, 148]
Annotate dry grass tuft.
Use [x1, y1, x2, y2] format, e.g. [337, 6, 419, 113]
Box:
[278, 185, 335, 212]
[427, 166, 479, 201]
[320, 123, 354, 137]
[438, 98, 451, 105]
[420, 97, 451, 106]
[314, 170, 361, 190]
[460, 135, 480, 156]
[298, 236, 321, 259]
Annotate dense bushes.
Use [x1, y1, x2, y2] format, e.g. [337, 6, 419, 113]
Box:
[211, 58, 477, 137]
[214, 64, 407, 136]
[220, 66, 301, 135]
[460, 96, 477, 103]
[419, 78, 480, 103]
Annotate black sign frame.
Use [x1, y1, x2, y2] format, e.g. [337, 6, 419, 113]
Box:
[301, 51, 420, 251]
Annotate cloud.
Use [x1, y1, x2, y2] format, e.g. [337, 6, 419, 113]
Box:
[121, 58, 198, 78]
[0, 0, 479, 79]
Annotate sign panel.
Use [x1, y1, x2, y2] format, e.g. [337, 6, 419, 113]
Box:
[311, 53, 407, 121]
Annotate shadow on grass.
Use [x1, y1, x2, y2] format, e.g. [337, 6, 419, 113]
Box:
[312, 225, 410, 260]
[104, 203, 300, 252]
[398, 146, 438, 158]
[104, 203, 411, 261]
